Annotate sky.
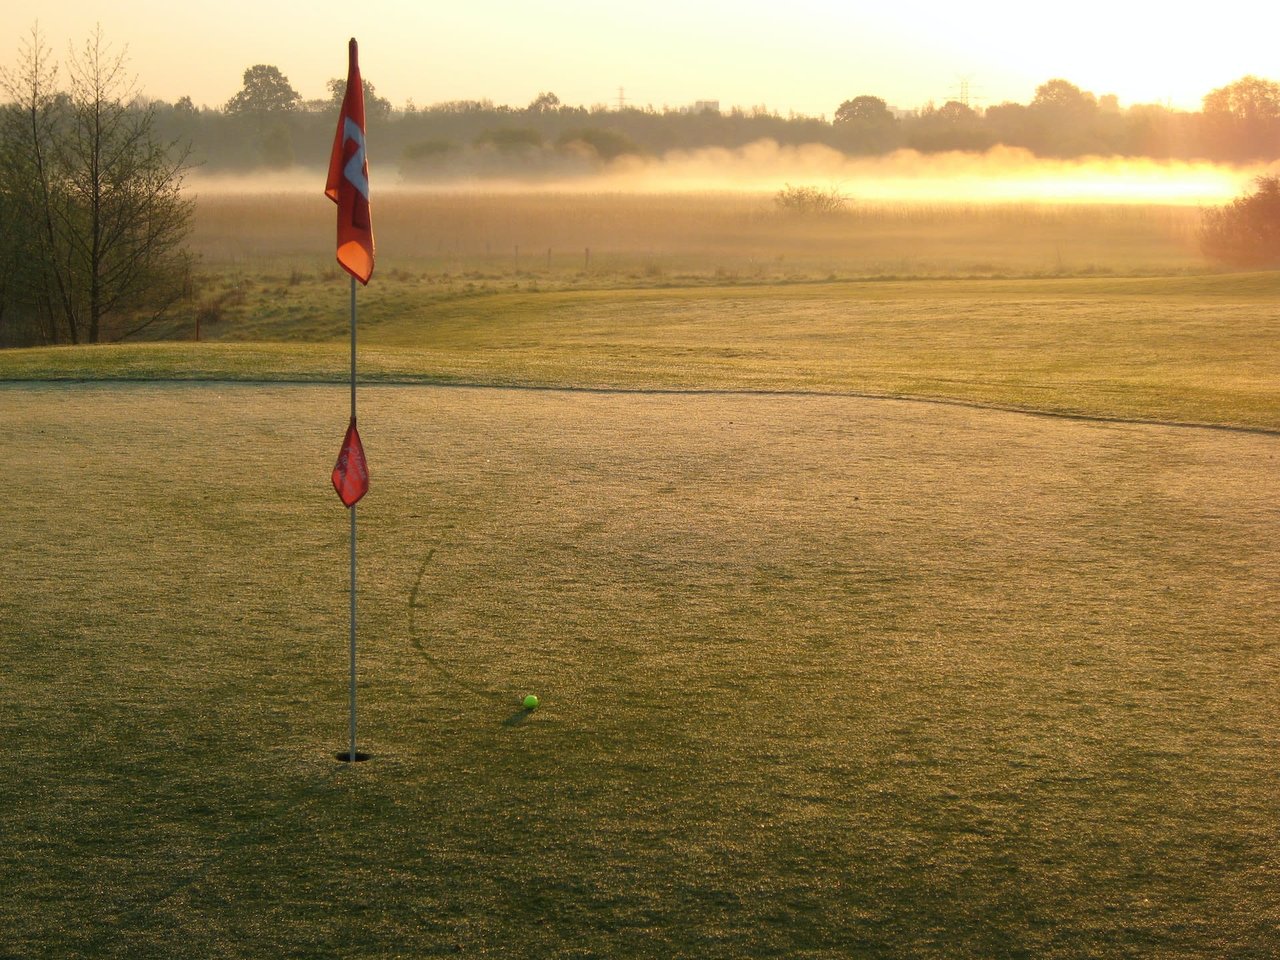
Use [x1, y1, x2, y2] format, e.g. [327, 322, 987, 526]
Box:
[6, 1, 1279, 117]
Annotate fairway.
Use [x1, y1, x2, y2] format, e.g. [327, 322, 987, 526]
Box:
[2, 382, 1276, 958]
[7, 272, 1280, 433]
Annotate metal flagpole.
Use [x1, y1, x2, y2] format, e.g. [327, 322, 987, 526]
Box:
[328, 36, 371, 763]
[348, 274, 358, 762]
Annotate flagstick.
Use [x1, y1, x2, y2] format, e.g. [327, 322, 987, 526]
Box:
[347, 274, 361, 763]
[349, 502, 358, 760]
[350, 275, 358, 421]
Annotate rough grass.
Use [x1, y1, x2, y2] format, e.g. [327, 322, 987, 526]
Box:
[1, 384, 1277, 958]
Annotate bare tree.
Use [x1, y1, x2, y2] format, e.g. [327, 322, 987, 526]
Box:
[0, 26, 64, 343]
[0, 25, 193, 345]
[63, 28, 193, 342]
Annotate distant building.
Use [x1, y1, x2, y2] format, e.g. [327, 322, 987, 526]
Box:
[684, 100, 720, 115]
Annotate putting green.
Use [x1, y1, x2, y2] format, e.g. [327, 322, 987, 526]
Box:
[2, 382, 1276, 958]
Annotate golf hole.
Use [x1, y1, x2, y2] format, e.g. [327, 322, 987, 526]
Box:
[335, 751, 371, 763]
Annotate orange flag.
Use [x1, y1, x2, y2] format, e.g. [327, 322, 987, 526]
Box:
[332, 418, 369, 507]
[325, 38, 374, 284]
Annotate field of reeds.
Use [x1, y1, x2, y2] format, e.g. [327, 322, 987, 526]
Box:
[189, 189, 1207, 281]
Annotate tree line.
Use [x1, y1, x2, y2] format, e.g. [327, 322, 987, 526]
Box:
[142, 66, 1280, 181]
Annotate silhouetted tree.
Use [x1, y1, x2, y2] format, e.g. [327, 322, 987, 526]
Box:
[325, 76, 392, 120]
[0, 27, 60, 344]
[834, 95, 894, 125]
[1028, 79, 1100, 156]
[833, 95, 900, 153]
[527, 91, 561, 114]
[907, 100, 993, 152]
[0, 25, 192, 345]
[982, 101, 1033, 149]
[1204, 75, 1280, 122]
[224, 65, 308, 168]
[1031, 79, 1096, 113]
[226, 64, 301, 116]
[1201, 76, 1280, 161]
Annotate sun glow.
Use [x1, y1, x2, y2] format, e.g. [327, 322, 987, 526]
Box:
[578, 144, 1262, 206]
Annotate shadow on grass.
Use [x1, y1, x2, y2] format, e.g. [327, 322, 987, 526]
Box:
[502, 709, 535, 727]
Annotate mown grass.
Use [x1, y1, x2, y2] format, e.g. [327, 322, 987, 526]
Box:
[13, 192, 1271, 433]
[5, 273, 1278, 431]
[2, 384, 1276, 958]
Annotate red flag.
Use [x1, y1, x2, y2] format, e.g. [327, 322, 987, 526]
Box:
[325, 38, 374, 284]
[332, 418, 369, 507]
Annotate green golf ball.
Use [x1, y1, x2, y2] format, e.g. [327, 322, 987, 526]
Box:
[522, 694, 540, 710]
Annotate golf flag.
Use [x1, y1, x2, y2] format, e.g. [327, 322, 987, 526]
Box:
[325, 38, 374, 284]
[332, 418, 369, 507]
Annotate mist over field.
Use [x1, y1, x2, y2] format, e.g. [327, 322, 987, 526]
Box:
[592, 143, 1268, 204]
[185, 141, 1273, 206]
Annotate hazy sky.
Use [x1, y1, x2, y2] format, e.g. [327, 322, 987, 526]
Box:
[7, 2, 1278, 116]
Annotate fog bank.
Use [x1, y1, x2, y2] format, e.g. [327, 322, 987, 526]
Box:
[186, 142, 1275, 206]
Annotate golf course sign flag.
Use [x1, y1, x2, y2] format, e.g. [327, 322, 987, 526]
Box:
[325, 38, 375, 285]
[332, 417, 369, 507]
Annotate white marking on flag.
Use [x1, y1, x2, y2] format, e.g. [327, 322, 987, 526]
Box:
[343, 117, 369, 199]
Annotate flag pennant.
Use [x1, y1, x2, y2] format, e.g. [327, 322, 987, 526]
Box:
[325, 38, 374, 284]
[332, 418, 369, 507]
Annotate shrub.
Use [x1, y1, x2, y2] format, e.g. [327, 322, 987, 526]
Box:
[774, 183, 848, 216]
[1200, 175, 1280, 267]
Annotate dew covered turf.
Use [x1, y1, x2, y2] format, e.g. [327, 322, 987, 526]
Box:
[2, 383, 1276, 957]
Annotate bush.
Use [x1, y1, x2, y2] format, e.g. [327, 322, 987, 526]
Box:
[774, 183, 847, 216]
[1200, 175, 1280, 267]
